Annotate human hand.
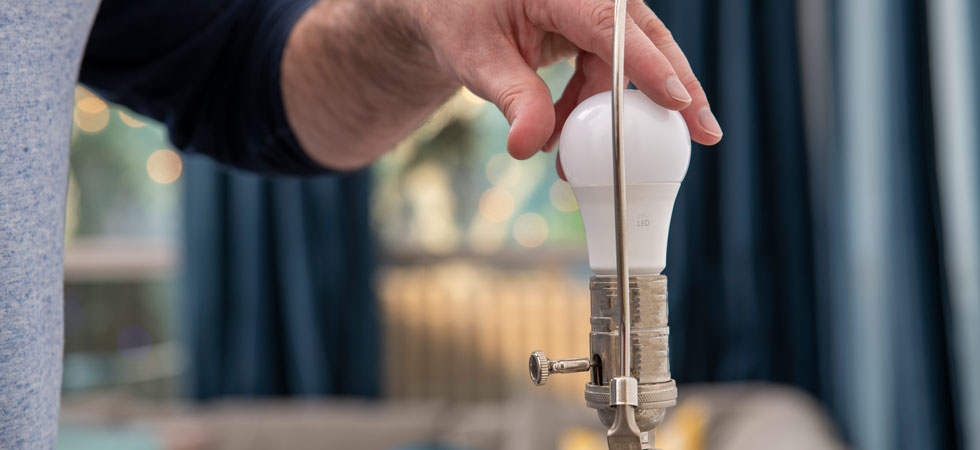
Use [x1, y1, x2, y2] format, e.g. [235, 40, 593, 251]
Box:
[281, 0, 721, 171]
[411, 0, 723, 159]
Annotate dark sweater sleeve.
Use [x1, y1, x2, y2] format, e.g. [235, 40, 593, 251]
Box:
[79, 0, 329, 175]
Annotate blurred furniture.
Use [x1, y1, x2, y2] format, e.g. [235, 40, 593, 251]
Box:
[63, 238, 179, 396]
[379, 261, 592, 402]
[57, 383, 846, 450]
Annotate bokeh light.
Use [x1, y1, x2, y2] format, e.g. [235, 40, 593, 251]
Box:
[557, 427, 605, 450]
[73, 96, 110, 133]
[460, 87, 486, 105]
[513, 213, 549, 248]
[478, 187, 515, 223]
[549, 179, 578, 212]
[485, 153, 522, 188]
[118, 110, 147, 128]
[146, 149, 182, 184]
[74, 86, 93, 102]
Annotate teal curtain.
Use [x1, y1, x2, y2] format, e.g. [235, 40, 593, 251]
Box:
[180, 156, 378, 400]
[657, 0, 980, 449]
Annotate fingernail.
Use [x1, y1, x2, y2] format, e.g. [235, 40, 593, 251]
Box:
[698, 107, 723, 138]
[666, 77, 692, 103]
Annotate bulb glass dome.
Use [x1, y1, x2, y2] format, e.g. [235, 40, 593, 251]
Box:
[559, 90, 691, 275]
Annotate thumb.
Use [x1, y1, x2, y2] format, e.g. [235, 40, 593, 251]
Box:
[464, 48, 554, 160]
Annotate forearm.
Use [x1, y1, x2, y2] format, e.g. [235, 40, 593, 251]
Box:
[281, 0, 457, 171]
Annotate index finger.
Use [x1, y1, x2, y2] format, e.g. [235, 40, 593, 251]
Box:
[628, 1, 723, 144]
[529, 0, 694, 111]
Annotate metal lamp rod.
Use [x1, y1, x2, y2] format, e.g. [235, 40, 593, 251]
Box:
[610, 0, 631, 380]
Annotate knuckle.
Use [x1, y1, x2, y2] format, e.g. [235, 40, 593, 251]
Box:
[650, 27, 674, 47]
[495, 83, 525, 120]
[682, 75, 703, 94]
[634, 13, 659, 35]
[636, 11, 677, 48]
[590, 2, 616, 30]
[525, 0, 551, 28]
[586, 1, 616, 48]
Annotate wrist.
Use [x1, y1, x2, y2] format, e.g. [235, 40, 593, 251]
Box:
[281, 0, 458, 170]
[380, 0, 462, 91]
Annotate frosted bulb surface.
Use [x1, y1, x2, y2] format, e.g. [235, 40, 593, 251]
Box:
[559, 90, 691, 275]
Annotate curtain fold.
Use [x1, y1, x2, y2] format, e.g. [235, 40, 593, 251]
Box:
[180, 156, 378, 400]
[657, 0, 976, 448]
[926, 0, 980, 448]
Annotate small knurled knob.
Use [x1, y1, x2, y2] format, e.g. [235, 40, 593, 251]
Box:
[529, 350, 550, 386]
[529, 351, 592, 386]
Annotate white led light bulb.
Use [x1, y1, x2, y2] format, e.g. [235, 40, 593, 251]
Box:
[560, 90, 691, 275]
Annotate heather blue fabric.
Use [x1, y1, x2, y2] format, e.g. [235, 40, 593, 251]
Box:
[0, 2, 101, 447]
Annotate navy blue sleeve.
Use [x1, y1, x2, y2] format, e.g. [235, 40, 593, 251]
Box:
[79, 0, 329, 175]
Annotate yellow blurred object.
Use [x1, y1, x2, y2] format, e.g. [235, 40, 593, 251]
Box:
[74, 85, 94, 102]
[118, 110, 147, 128]
[558, 427, 606, 450]
[146, 149, 182, 184]
[654, 399, 709, 450]
[380, 262, 591, 400]
[74, 97, 110, 133]
[76, 96, 106, 114]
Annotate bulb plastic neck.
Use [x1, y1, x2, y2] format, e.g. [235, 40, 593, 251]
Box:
[573, 183, 680, 275]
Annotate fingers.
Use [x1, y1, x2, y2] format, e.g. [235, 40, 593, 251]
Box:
[627, 0, 722, 145]
[534, 0, 692, 111]
[463, 46, 556, 159]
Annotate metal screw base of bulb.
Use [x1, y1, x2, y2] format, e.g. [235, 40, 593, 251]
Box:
[528, 274, 676, 450]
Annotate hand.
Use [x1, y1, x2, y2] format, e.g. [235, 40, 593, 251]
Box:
[281, 0, 721, 171]
[415, 0, 723, 159]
